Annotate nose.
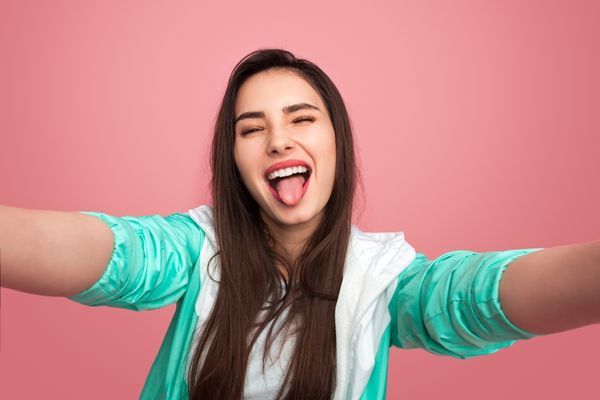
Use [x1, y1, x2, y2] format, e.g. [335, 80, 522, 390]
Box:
[267, 126, 295, 155]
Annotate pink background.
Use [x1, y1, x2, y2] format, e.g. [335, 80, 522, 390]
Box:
[1, 0, 599, 398]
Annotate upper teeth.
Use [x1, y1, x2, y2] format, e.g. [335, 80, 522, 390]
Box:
[267, 166, 308, 180]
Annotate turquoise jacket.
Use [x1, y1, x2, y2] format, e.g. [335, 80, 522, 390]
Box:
[69, 206, 542, 399]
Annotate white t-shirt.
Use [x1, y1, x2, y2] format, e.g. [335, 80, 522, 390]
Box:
[244, 306, 297, 399]
[188, 302, 297, 399]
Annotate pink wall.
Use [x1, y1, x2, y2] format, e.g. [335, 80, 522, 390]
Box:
[1, 0, 599, 398]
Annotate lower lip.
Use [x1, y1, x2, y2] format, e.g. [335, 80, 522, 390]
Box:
[267, 174, 311, 205]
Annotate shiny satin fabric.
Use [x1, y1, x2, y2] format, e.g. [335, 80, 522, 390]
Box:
[69, 208, 542, 399]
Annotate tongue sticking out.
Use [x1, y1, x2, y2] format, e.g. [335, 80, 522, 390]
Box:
[274, 175, 306, 206]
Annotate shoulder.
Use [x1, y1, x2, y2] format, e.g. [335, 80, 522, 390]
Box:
[185, 205, 216, 246]
[185, 204, 214, 227]
[349, 225, 416, 267]
[342, 225, 417, 292]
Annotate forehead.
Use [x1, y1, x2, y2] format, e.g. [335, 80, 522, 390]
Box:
[235, 69, 324, 115]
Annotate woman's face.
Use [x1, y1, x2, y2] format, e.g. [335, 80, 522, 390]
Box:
[234, 68, 336, 230]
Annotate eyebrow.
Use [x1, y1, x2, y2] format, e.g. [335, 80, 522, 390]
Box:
[234, 102, 320, 125]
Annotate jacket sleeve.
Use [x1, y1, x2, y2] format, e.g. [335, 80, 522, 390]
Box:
[389, 248, 545, 359]
[67, 211, 205, 311]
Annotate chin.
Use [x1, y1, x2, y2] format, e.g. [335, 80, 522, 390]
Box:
[278, 213, 314, 226]
[270, 204, 324, 227]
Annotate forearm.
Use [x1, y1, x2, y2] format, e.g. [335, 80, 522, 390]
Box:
[499, 240, 600, 334]
[0, 205, 114, 297]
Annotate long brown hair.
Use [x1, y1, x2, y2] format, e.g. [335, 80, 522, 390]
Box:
[188, 49, 357, 400]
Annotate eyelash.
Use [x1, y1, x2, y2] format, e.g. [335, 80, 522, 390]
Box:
[241, 116, 316, 135]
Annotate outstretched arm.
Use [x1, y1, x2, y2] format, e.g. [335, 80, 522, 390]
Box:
[499, 240, 600, 334]
[1, 204, 205, 311]
[0, 205, 114, 297]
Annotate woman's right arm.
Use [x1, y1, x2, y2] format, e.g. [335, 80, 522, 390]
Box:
[1, 205, 205, 311]
[0, 205, 114, 297]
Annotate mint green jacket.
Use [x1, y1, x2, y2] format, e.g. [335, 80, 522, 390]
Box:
[69, 206, 542, 399]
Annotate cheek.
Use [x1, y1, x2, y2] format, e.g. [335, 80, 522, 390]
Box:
[234, 143, 262, 195]
[234, 140, 252, 172]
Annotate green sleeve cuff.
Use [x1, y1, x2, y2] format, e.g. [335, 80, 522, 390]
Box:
[478, 249, 542, 340]
[68, 211, 204, 311]
[392, 248, 544, 359]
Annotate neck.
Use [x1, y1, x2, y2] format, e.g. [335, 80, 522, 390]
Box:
[260, 210, 322, 263]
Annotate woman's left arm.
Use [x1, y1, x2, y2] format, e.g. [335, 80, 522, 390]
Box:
[499, 240, 600, 334]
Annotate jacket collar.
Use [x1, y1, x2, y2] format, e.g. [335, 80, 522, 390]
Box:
[334, 227, 415, 399]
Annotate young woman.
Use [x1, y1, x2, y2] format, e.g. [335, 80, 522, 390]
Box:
[2, 49, 599, 400]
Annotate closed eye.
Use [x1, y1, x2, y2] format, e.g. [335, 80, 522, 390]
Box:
[240, 116, 315, 135]
[241, 126, 263, 135]
[293, 116, 316, 124]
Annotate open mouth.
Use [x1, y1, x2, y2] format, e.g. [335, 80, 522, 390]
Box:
[266, 167, 312, 206]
